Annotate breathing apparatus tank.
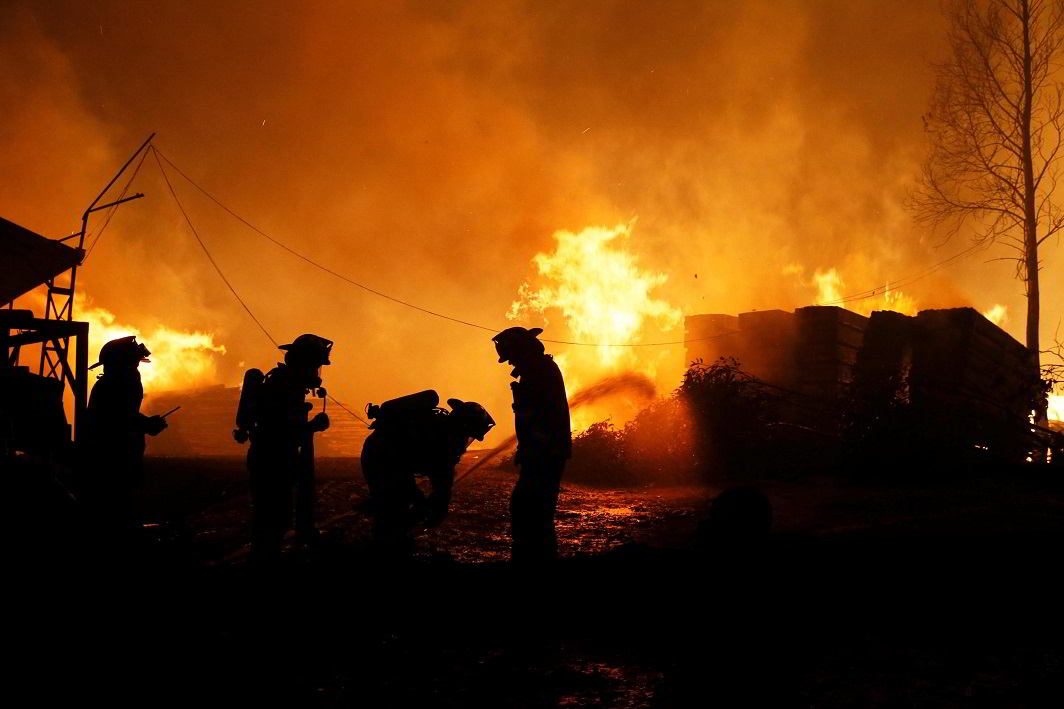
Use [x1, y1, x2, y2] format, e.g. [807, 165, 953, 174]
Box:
[366, 390, 440, 430]
[233, 368, 265, 443]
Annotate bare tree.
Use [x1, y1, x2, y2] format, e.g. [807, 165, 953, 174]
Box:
[913, 0, 1064, 368]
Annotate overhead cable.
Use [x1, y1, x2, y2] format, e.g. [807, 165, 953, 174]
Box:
[815, 241, 987, 307]
[153, 147, 370, 426]
[152, 146, 734, 348]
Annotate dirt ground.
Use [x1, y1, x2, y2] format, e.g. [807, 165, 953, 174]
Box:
[11, 456, 1064, 707]
[136, 455, 710, 565]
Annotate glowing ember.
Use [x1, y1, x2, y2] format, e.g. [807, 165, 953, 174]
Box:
[599, 506, 636, 517]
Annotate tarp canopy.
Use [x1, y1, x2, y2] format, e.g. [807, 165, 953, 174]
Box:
[0, 216, 83, 304]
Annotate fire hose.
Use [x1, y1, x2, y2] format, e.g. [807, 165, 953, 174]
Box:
[453, 371, 657, 486]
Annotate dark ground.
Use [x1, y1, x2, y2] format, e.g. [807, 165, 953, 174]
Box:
[9, 455, 1064, 707]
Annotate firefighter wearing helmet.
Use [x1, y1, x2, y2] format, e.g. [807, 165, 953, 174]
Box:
[360, 391, 495, 556]
[493, 326, 571, 564]
[237, 333, 332, 562]
[81, 335, 168, 540]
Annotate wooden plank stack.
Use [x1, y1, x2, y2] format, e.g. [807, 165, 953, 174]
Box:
[909, 307, 1038, 426]
[684, 313, 740, 369]
[793, 306, 868, 401]
[684, 305, 1040, 458]
[852, 311, 917, 406]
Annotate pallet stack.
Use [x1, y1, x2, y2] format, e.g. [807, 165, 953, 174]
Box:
[684, 313, 740, 369]
[793, 306, 869, 402]
[685, 304, 1040, 460]
[910, 307, 1039, 428]
[852, 311, 918, 406]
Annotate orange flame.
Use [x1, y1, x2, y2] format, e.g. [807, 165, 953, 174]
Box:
[982, 304, 1008, 326]
[80, 298, 226, 391]
[508, 222, 681, 430]
[1050, 394, 1063, 422]
[787, 265, 919, 316]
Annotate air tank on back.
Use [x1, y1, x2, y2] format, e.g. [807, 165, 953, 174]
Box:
[366, 389, 440, 429]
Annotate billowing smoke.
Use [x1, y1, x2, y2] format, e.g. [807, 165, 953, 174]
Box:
[3, 1, 1061, 437]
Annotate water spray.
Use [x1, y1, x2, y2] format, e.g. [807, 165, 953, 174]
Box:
[453, 371, 656, 486]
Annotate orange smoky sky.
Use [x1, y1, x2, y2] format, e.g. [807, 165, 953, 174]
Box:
[2, 1, 1061, 435]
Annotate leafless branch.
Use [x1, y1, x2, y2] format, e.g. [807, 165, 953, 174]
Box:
[911, 0, 1064, 363]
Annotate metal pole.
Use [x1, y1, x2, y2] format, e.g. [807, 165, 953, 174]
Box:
[73, 321, 89, 444]
[81, 132, 156, 236]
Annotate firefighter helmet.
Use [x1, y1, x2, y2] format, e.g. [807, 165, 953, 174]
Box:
[279, 333, 333, 366]
[89, 335, 151, 370]
[492, 326, 544, 363]
[446, 398, 495, 441]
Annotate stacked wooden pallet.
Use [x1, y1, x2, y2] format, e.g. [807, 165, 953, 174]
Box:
[684, 313, 740, 369]
[793, 306, 868, 401]
[735, 310, 800, 388]
[910, 307, 1039, 426]
[684, 305, 1039, 459]
[853, 311, 917, 405]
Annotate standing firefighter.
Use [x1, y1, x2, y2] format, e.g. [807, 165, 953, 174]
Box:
[81, 336, 168, 538]
[493, 327, 571, 564]
[234, 334, 332, 563]
[361, 391, 494, 556]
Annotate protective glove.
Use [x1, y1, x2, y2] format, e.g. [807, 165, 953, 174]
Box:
[310, 412, 330, 432]
[146, 415, 168, 436]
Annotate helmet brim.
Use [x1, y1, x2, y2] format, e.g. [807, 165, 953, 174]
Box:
[493, 327, 543, 363]
[279, 337, 331, 365]
[89, 356, 150, 369]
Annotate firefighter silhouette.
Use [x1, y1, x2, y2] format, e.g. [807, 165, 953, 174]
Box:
[81, 336, 168, 538]
[493, 327, 571, 564]
[361, 391, 494, 556]
[234, 334, 332, 562]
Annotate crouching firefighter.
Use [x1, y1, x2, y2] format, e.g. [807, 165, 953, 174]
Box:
[361, 391, 494, 556]
[493, 327, 571, 565]
[234, 334, 332, 562]
[81, 336, 168, 540]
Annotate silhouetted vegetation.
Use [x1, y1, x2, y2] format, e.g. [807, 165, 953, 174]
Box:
[570, 352, 1062, 487]
[842, 364, 1053, 471]
[567, 358, 783, 486]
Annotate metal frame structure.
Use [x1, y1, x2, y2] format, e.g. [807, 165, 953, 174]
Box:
[1, 309, 89, 443]
[38, 134, 153, 389]
[0, 134, 155, 445]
